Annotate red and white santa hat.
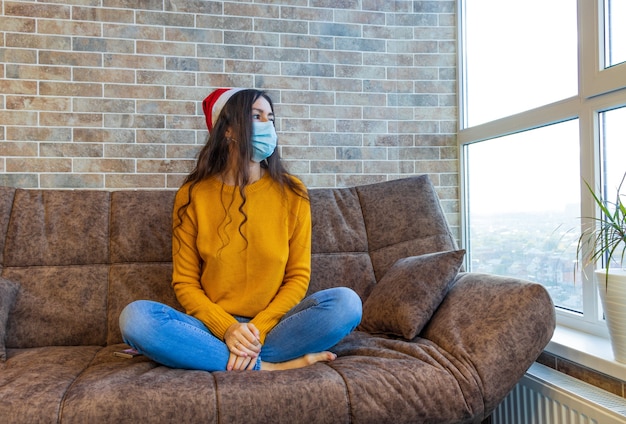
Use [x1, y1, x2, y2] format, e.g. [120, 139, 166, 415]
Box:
[202, 88, 244, 131]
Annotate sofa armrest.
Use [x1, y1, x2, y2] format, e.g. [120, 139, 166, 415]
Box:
[422, 272, 556, 415]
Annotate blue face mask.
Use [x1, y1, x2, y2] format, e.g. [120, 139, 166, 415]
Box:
[251, 121, 277, 163]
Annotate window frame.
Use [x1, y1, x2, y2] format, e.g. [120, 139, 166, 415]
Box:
[457, 0, 626, 337]
[581, 0, 626, 97]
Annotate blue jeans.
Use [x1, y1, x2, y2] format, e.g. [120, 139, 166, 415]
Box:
[119, 287, 362, 372]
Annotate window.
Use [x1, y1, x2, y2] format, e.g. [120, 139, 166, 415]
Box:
[604, 0, 626, 67]
[462, 0, 577, 127]
[464, 121, 582, 312]
[600, 107, 626, 195]
[459, 0, 626, 336]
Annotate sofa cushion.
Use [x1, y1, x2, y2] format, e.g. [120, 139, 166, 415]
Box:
[359, 250, 465, 339]
[214, 362, 350, 423]
[0, 346, 101, 423]
[0, 278, 20, 361]
[308, 186, 376, 299]
[356, 175, 458, 280]
[330, 331, 483, 423]
[3, 189, 110, 267]
[110, 190, 175, 263]
[309, 187, 368, 254]
[422, 273, 556, 413]
[60, 345, 218, 423]
[107, 263, 180, 345]
[309, 253, 376, 300]
[4, 266, 109, 348]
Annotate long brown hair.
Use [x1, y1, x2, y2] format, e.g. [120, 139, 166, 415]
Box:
[174, 89, 307, 248]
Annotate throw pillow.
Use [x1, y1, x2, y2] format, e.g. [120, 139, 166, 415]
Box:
[0, 277, 20, 361]
[360, 250, 465, 340]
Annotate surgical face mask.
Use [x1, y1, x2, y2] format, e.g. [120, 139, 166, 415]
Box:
[251, 121, 277, 162]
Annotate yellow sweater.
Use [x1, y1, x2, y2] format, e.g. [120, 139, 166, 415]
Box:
[171, 174, 311, 343]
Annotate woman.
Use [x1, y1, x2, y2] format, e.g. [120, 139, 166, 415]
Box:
[119, 88, 362, 371]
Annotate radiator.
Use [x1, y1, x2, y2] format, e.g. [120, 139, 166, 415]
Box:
[491, 363, 626, 424]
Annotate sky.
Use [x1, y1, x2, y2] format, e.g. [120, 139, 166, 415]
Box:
[466, 120, 581, 215]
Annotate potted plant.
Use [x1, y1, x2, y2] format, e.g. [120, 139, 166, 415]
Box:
[577, 172, 626, 363]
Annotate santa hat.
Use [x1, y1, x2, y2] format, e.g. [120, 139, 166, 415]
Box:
[202, 88, 244, 131]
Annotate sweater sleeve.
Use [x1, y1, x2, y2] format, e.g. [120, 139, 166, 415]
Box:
[171, 184, 238, 340]
[250, 191, 312, 342]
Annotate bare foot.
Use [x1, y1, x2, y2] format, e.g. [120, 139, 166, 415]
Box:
[260, 351, 337, 371]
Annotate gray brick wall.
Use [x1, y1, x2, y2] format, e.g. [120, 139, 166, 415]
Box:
[0, 0, 458, 234]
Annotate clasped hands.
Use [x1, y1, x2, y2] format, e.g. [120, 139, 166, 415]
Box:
[224, 322, 262, 371]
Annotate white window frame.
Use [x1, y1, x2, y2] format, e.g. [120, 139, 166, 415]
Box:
[457, 0, 626, 338]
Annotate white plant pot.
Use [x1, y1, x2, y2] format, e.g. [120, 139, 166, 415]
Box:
[595, 268, 626, 364]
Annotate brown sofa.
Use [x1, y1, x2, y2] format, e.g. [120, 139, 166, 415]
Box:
[0, 175, 555, 423]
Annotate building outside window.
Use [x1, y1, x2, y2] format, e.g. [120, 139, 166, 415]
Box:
[458, 0, 626, 337]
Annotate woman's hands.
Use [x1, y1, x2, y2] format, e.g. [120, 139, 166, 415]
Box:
[224, 322, 262, 371]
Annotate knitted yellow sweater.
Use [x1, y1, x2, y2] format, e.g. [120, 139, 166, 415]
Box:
[171, 174, 311, 343]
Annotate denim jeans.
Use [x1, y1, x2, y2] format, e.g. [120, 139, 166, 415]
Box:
[119, 287, 362, 372]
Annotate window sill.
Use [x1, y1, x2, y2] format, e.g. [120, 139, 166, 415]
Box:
[546, 325, 626, 381]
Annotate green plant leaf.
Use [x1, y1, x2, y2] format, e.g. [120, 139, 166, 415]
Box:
[576, 172, 626, 287]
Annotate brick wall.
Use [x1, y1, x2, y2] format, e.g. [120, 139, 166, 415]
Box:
[0, 0, 458, 233]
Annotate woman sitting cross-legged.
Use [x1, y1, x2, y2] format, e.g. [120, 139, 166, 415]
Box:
[119, 88, 362, 371]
